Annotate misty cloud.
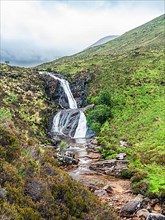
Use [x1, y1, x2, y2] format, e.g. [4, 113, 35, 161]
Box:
[1, 0, 164, 66]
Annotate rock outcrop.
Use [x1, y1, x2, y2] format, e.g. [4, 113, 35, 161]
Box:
[90, 159, 128, 176]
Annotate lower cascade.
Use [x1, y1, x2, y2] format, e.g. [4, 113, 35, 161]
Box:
[47, 72, 89, 139]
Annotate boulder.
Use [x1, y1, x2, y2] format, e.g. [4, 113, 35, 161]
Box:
[102, 185, 114, 194]
[90, 159, 128, 177]
[146, 213, 165, 220]
[56, 150, 79, 165]
[87, 152, 101, 159]
[137, 209, 150, 218]
[94, 189, 109, 198]
[121, 195, 143, 217]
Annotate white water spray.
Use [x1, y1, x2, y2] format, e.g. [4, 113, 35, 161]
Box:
[47, 72, 87, 139]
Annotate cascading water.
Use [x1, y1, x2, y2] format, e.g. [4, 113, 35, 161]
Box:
[47, 72, 88, 139]
[47, 72, 77, 109]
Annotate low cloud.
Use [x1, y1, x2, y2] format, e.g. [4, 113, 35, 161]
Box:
[1, 0, 164, 66]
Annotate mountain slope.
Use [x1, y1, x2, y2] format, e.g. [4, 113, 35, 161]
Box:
[37, 14, 165, 197]
[38, 14, 164, 72]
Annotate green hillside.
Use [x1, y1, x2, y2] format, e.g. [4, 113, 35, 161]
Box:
[37, 14, 165, 197]
[0, 65, 118, 219]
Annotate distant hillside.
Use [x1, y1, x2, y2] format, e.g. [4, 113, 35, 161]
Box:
[37, 14, 165, 197]
[89, 35, 119, 48]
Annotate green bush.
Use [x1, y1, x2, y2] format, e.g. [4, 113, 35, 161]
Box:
[87, 104, 111, 133]
[93, 89, 112, 106]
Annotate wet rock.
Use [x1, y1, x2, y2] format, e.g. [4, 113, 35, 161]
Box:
[146, 213, 165, 220]
[90, 159, 128, 177]
[116, 153, 126, 160]
[121, 195, 143, 217]
[137, 209, 150, 218]
[83, 104, 94, 111]
[57, 151, 79, 165]
[86, 144, 100, 153]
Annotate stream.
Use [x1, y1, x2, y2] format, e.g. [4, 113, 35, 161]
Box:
[45, 72, 135, 216]
[45, 72, 165, 219]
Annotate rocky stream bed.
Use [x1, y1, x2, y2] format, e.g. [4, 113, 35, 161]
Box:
[53, 137, 165, 220]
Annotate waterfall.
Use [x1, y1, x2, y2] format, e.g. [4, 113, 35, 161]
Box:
[47, 72, 88, 139]
[74, 111, 87, 138]
[47, 72, 77, 109]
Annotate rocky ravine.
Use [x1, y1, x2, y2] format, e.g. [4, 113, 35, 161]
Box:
[53, 138, 165, 220]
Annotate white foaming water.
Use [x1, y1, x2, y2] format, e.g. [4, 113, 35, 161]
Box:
[47, 72, 87, 139]
[74, 111, 87, 138]
[47, 72, 77, 109]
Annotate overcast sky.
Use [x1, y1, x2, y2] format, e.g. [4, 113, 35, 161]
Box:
[0, 0, 164, 66]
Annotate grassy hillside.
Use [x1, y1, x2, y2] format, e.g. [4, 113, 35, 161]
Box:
[0, 64, 118, 219]
[37, 14, 165, 197]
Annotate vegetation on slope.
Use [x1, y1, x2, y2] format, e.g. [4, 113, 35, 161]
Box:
[0, 64, 118, 219]
[37, 14, 165, 197]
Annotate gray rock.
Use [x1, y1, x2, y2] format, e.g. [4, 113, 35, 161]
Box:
[120, 140, 127, 148]
[121, 195, 143, 217]
[137, 209, 150, 218]
[90, 159, 128, 177]
[94, 189, 109, 198]
[116, 153, 126, 160]
[102, 185, 114, 193]
[146, 213, 165, 220]
[56, 150, 79, 165]
[0, 188, 7, 198]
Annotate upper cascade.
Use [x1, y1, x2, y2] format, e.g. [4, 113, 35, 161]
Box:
[47, 72, 88, 139]
[47, 72, 77, 109]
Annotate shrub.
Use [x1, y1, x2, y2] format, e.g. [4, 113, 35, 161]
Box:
[87, 104, 111, 133]
[94, 89, 112, 106]
[133, 180, 150, 195]
[120, 169, 134, 179]
[0, 127, 21, 162]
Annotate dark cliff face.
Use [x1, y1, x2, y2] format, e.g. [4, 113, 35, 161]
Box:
[71, 71, 93, 108]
